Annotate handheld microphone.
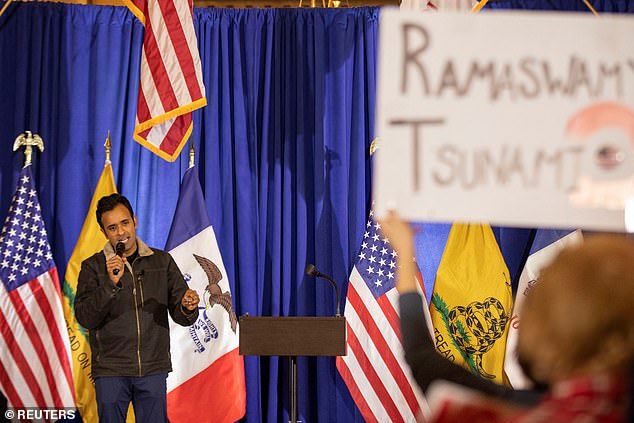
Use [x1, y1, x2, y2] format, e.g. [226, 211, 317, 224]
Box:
[113, 242, 125, 275]
[305, 264, 341, 317]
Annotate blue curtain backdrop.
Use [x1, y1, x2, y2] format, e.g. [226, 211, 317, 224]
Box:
[486, 0, 634, 11]
[0, 4, 375, 422]
[0, 1, 632, 422]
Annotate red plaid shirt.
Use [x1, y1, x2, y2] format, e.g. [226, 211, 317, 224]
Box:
[431, 373, 628, 423]
[516, 374, 628, 423]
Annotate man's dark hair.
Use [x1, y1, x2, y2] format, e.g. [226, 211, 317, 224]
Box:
[96, 194, 135, 229]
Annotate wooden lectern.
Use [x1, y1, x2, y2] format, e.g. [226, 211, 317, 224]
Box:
[239, 316, 346, 423]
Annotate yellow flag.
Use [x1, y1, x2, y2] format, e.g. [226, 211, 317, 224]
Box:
[61, 163, 117, 422]
[429, 223, 513, 383]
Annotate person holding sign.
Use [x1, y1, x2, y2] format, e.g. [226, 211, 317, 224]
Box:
[380, 211, 634, 422]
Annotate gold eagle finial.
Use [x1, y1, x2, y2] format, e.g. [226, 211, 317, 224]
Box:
[369, 137, 379, 156]
[13, 131, 44, 167]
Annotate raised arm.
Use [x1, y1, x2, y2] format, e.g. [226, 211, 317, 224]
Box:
[379, 211, 540, 404]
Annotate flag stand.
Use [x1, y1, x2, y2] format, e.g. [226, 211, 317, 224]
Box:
[239, 316, 346, 423]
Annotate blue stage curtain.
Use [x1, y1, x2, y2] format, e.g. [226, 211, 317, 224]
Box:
[0, 2, 145, 264]
[484, 0, 634, 12]
[1, 4, 376, 422]
[193, 8, 377, 423]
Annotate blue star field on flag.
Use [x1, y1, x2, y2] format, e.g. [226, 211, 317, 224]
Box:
[0, 166, 54, 292]
[355, 210, 399, 299]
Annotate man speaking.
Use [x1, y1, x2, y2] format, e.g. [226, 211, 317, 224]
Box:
[75, 194, 199, 423]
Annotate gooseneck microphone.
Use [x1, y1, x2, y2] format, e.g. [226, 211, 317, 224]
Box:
[305, 264, 341, 317]
[112, 242, 125, 275]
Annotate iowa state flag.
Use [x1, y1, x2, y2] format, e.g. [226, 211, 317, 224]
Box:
[430, 223, 513, 383]
[165, 167, 246, 423]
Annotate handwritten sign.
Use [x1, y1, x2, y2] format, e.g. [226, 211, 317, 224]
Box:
[374, 10, 634, 231]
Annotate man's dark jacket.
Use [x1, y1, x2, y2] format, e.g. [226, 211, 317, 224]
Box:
[74, 238, 198, 377]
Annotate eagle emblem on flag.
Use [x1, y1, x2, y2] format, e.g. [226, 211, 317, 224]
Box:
[194, 254, 237, 333]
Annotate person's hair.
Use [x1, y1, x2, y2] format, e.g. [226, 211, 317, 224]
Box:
[96, 194, 135, 229]
[518, 234, 634, 385]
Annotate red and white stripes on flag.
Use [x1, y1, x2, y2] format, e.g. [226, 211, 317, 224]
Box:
[124, 0, 206, 162]
[336, 213, 430, 423]
[0, 166, 75, 410]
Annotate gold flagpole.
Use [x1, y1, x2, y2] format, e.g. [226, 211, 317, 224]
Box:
[189, 141, 195, 169]
[472, 0, 489, 12]
[0, 0, 14, 19]
[104, 130, 112, 164]
[582, 0, 599, 16]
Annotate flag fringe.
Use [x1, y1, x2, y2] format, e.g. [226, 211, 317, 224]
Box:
[133, 121, 193, 162]
[134, 97, 207, 135]
[121, 0, 145, 24]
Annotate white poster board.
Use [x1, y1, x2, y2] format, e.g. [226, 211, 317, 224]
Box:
[374, 10, 634, 231]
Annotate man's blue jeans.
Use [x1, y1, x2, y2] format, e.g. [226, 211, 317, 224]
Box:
[94, 373, 168, 423]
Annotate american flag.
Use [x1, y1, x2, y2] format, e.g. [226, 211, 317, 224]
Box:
[0, 166, 75, 409]
[124, 0, 206, 162]
[336, 210, 431, 422]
